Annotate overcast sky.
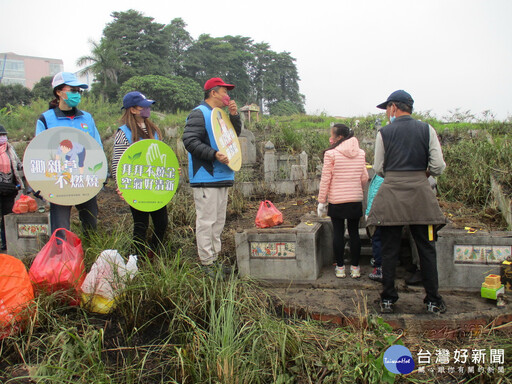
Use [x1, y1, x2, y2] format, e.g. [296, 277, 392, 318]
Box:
[1, 0, 511, 120]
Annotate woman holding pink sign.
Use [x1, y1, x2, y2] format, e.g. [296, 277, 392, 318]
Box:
[112, 91, 167, 259]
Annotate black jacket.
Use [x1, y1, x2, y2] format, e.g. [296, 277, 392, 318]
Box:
[182, 102, 242, 187]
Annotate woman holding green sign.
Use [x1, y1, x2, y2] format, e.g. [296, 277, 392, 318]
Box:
[112, 91, 168, 258]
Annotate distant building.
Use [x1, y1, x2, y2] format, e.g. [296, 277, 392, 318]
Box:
[0, 52, 63, 89]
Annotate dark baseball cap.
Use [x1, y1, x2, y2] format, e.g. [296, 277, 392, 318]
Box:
[122, 91, 155, 109]
[204, 77, 235, 91]
[376, 90, 414, 109]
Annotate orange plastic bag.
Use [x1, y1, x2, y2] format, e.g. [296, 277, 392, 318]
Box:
[29, 228, 85, 305]
[12, 194, 38, 214]
[255, 200, 283, 228]
[0, 254, 35, 338]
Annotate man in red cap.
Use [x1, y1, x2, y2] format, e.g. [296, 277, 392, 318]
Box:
[183, 77, 241, 276]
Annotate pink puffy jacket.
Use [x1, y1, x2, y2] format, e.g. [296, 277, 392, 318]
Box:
[318, 137, 369, 204]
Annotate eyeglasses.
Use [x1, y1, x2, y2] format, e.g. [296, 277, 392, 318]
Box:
[63, 87, 84, 94]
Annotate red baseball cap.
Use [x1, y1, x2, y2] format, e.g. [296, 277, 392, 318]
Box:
[203, 77, 235, 91]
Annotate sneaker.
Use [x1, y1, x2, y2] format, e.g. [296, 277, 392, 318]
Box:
[426, 300, 447, 314]
[350, 265, 361, 279]
[369, 267, 383, 281]
[380, 299, 394, 314]
[335, 265, 346, 278]
[201, 261, 232, 279]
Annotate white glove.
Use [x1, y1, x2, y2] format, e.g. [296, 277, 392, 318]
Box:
[317, 203, 327, 218]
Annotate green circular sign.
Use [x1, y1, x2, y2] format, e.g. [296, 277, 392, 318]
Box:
[23, 126, 107, 205]
[116, 140, 180, 212]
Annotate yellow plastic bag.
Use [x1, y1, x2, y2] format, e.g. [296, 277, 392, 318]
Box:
[80, 250, 137, 314]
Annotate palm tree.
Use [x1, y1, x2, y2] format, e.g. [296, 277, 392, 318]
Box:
[76, 39, 122, 98]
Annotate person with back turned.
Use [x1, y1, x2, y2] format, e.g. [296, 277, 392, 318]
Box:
[367, 90, 448, 314]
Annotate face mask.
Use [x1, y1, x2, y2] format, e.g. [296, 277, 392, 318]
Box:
[221, 94, 231, 106]
[0, 136, 7, 144]
[140, 107, 151, 119]
[64, 92, 81, 108]
[389, 115, 396, 123]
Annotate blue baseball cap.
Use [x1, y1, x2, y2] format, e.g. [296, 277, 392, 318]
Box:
[376, 90, 414, 109]
[52, 72, 89, 89]
[122, 91, 156, 109]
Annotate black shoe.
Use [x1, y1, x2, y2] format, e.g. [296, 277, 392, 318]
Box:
[426, 300, 447, 314]
[405, 270, 423, 285]
[201, 261, 232, 279]
[380, 299, 394, 314]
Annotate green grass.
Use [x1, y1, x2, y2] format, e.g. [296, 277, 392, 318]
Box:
[2, 216, 511, 383]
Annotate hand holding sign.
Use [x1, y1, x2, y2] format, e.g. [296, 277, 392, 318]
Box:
[215, 151, 229, 165]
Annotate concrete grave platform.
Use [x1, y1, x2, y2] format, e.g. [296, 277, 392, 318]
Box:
[235, 217, 512, 337]
[261, 265, 512, 339]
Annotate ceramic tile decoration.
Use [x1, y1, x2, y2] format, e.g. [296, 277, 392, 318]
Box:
[250, 241, 296, 258]
[488, 246, 512, 264]
[454, 245, 487, 264]
[17, 223, 49, 238]
[454, 245, 512, 264]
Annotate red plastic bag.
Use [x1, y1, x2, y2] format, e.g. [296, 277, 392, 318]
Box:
[29, 228, 85, 305]
[255, 200, 283, 228]
[12, 194, 38, 214]
[0, 254, 35, 338]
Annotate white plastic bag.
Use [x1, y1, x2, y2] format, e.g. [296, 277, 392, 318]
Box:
[81, 250, 137, 313]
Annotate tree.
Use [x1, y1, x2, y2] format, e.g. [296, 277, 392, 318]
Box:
[268, 100, 302, 116]
[183, 34, 254, 103]
[76, 39, 122, 100]
[165, 18, 193, 76]
[0, 84, 32, 109]
[31, 76, 54, 101]
[102, 10, 171, 82]
[119, 75, 202, 113]
[250, 45, 305, 114]
[78, 10, 306, 113]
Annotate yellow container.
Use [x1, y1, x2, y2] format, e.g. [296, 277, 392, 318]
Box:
[484, 274, 501, 289]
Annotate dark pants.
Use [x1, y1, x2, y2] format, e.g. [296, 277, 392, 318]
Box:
[50, 196, 98, 237]
[331, 217, 361, 267]
[0, 193, 16, 249]
[371, 226, 382, 268]
[130, 206, 168, 254]
[380, 225, 442, 304]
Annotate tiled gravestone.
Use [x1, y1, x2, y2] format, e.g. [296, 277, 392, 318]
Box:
[5, 212, 50, 259]
[235, 221, 326, 281]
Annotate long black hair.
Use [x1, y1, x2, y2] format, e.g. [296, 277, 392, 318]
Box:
[322, 123, 354, 159]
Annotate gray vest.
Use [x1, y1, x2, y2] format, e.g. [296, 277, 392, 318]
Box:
[380, 116, 429, 172]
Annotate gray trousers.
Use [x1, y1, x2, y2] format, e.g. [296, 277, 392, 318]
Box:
[192, 187, 229, 265]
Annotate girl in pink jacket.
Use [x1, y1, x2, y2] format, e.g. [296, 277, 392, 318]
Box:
[317, 124, 368, 278]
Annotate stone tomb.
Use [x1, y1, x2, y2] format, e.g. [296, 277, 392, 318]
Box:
[236, 221, 325, 281]
[5, 212, 50, 259]
[235, 216, 512, 289]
